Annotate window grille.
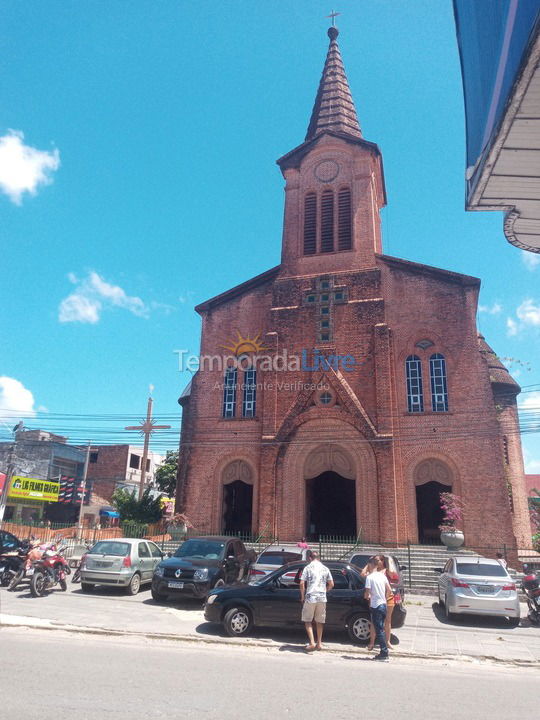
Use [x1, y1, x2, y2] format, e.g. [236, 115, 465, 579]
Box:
[242, 369, 257, 418]
[430, 353, 449, 412]
[223, 367, 237, 418]
[406, 355, 424, 413]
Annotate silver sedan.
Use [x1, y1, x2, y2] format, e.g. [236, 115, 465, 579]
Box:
[436, 556, 520, 625]
[80, 538, 164, 595]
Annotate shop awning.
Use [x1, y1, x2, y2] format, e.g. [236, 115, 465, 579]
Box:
[99, 509, 120, 518]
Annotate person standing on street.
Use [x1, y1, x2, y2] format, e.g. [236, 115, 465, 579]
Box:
[299, 550, 334, 652]
[364, 554, 392, 662]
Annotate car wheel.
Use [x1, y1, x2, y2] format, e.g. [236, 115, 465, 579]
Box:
[438, 588, 444, 606]
[507, 616, 520, 627]
[81, 582, 95, 592]
[125, 573, 141, 595]
[151, 587, 168, 603]
[213, 578, 226, 589]
[347, 613, 371, 644]
[224, 606, 252, 637]
[445, 595, 456, 621]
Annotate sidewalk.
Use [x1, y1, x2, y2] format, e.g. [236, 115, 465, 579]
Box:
[1, 585, 539, 666]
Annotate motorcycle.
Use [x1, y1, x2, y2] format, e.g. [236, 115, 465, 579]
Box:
[5, 539, 38, 591]
[522, 563, 540, 625]
[29, 543, 71, 597]
[71, 542, 92, 584]
[0, 540, 32, 587]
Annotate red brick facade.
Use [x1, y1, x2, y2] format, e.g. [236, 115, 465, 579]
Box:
[176, 29, 531, 549]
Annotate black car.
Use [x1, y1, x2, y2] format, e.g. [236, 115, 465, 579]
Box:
[0, 530, 21, 555]
[204, 560, 406, 643]
[152, 536, 255, 601]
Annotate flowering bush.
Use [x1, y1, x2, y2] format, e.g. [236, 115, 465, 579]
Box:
[439, 492, 464, 533]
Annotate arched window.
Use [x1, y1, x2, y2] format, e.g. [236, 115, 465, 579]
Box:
[303, 193, 317, 255]
[222, 367, 237, 418]
[406, 355, 424, 413]
[337, 188, 352, 250]
[320, 190, 334, 252]
[242, 368, 257, 418]
[430, 353, 448, 412]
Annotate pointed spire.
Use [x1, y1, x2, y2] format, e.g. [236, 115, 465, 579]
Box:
[305, 26, 362, 141]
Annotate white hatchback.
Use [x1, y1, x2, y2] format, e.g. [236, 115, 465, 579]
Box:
[436, 556, 520, 625]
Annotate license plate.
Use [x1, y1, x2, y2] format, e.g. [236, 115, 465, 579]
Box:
[167, 581, 184, 589]
[27, 568, 34, 576]
[95, 561, 111, 568]
[476, 585, 494, 593]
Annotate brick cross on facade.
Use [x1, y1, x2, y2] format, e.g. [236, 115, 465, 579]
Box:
[303, 276, 348, 343]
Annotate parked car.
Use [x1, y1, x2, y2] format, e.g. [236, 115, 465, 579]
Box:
[204, 560, 406, 642]
[248, 544, 310, 583]
[80, 538, 164, 595]
[435, 556, 520, 625]
[0, 530, 22, 556]
[152, 536, 256, 602]
[345, 550, 407, 625]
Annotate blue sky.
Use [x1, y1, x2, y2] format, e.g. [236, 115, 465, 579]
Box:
[0, 1, 539, 469]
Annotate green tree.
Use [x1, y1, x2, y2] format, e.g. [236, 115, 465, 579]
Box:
[111, 487, 163, 525]
[155, 450, 179, 496]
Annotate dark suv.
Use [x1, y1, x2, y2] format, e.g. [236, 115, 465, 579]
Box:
[151, 536, 255, 601]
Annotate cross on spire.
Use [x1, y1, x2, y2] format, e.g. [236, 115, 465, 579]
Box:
[326, 10, 340, 27]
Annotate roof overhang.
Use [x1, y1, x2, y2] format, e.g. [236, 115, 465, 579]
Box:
[465, 24, 540, 253]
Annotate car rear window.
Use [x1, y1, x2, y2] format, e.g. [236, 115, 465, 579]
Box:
[456, 563, 507, 577]
[350, 554, 372, 568]
[258, 552, 302, 565]
[90, 541, 130, 557]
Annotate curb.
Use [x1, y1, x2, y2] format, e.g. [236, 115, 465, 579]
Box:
[1, 615, 539, 669]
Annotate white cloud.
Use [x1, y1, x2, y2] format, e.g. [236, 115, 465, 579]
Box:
[522, 251, 540, 271]
[58, 293, 101, 324]
[506, 317, 518, 336]
[0, 129, 60, 204]
[519, 391, 540, 411]
[478, 302, 502, 315]
[516, 299, 540, 327]
[526, 459, 540, 473]
[0, 377, 36, 418]
[506, 298, 540, 336]
[58, 271, 149, 324]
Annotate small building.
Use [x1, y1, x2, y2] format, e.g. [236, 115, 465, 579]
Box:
[0, 429, 87, 524]
[87, 445, 164, 502]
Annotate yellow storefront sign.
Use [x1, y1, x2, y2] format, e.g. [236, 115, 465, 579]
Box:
[8, 476, 60, 503]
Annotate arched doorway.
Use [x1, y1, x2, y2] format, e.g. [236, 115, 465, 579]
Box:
[222, 460, 253, 535]
[306, 471, 356, 538]
[414, 459, 452, 544]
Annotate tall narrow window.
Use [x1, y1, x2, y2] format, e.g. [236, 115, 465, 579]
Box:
[338, 188, 352, 250]
[222, 367, 237, 418]
[303, 193, 317, 255]
[406, 355, 424, 413]
[320, 190, 334, 252]
[242, 369, 257, 418]
[430, 353, 448, 412]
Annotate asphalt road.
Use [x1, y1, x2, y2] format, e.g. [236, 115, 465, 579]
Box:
[0, 626, 538, 720]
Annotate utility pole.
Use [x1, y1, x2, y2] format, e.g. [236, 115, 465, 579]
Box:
[125, 394, 171, 500]
[0, 424, 21, 523]
[77, 441, 91, 541]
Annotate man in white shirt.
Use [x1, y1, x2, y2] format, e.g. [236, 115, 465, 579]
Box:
[300, 550, 334, 651]
[364, 554, 392, 661]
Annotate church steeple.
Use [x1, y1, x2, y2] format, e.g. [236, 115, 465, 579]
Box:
[305, 27, 362, 141]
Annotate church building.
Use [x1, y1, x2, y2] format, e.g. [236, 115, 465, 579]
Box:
[176, 27, 531, 549]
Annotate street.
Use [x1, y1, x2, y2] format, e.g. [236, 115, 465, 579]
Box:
[0, 626, 538, 720]
[1, 579, 540, 664]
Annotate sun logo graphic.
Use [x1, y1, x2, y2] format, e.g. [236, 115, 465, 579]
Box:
[220, 330, 268, 356]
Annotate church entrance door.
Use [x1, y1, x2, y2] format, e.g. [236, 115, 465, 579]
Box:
[306, 471, 356, 539]
[223, 480, 253, 535]
[416, 480, 451, 544]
